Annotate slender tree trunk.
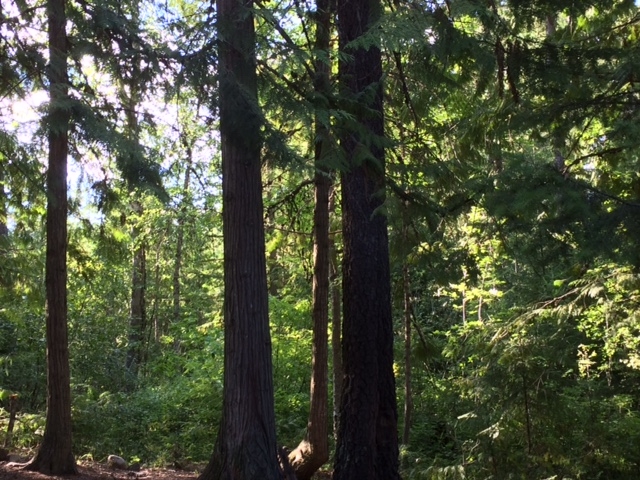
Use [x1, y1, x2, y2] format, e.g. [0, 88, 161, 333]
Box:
[198, 0, 281, 478]
[122, 15, 146, 375]
[334, 0, 400, 477]
[0, 168, 7, 239]
[150, 236, 163, 348]
[288, 170, 330, 480]
[522, 371, 533, 454]
[172, 152, 192, 329]
[0, 166, 8, 287]
[545, 13, 567, 178]
[330, 191, 342, 442]
[24, 0, 77, 473]
[126, 200, 146, 376]
[288, 2, 332, 478]
[402, 261, 412, 446]
[3, 395, 18, 448]
[167, 154, 191, 347]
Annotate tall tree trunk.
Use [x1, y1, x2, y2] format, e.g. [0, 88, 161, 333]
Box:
[0, 167, 7, 240]
[167, 152, 191, 348]
[24, 0, 77, 473]
[334, 0, 400, 477]
[198, 0, 281, 478]
[330, 191, 342, 442]
[126, 200, 146, 376]
[122, 17, 146, 375]
[402, 260, 412, 446]
[150, 236, 163, 346]
[288, 1, 332, 478]
[288, 169, 330, 480]
[172, 151, 192, 329]
[0, 165, 8, 287]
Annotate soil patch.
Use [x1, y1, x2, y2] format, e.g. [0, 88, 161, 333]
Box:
[0, 461, 197, 480]
[0, 459, 333, 480]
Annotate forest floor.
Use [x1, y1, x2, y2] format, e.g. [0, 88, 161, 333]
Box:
[0, 461, 197, 480]
[0, 459, 333, 480]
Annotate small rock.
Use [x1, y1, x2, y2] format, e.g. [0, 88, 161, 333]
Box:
[107, 455, 128, 470]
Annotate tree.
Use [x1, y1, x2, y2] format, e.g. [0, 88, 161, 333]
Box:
[119, 0, 147, 378]
[24, 0, 77, 473]
[330, 192, 343, 441]
[197, 0, 282, 477]
[0, 167, 6, 241]
[125, 199, 146, 375]
[0, 157, 8, 286]
[172, 136, 193, 329]
[287, 0, 332, 477]
[333, 0, 400, 477]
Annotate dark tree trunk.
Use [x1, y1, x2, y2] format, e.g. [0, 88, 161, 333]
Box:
[333, 0, 400, 477]
[122, 23, 146, 375]
[197, 0, 281, 478]
[330, 218, 342, 441]
[172, 152, 192, 330]
[126, 200, 146, 376]
[288, 1, 333, 478]
[402, 261, 412, 446]
[0, 168, 7, 239]
[0, 165, 8, 287]
[288, 169, 331, 480]
[24, 0, 77, 473]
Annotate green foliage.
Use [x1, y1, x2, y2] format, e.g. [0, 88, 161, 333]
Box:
[0, 409, 45, 450]
[270, 296, 314, 447]
[2, 0, 640, 477]
[73, 374, 223, 464]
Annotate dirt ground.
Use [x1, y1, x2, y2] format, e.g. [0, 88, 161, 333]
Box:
[0, 460, 198, 480]
[0, 460, 333, 480]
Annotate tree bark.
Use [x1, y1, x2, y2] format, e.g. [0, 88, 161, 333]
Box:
[334, 0, 400, 477]
[172, 150, 192, 330]
[126, 202, 146, 376]
[0, 167, 7, 239]
[288, 170, 331, 480]
[198, 0, 281, 478]
[166, 150, 192, 347]
[402, 261, 412, 446]
[122, 13, 146, 375]
[0, 164, 8, 288]
[24, 0, 77, 473]
[288, 1, 332, 478]
[330, 191, 342, 442]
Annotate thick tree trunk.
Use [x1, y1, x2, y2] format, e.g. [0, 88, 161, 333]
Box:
[288, 1, 332, 478]
[334, 0, 400, 478]
[24, 0, 77, 473]
[198, 0, 281, 478]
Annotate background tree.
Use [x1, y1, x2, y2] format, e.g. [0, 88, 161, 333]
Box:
[121, 0, 148, 378]
[287, 0, 333, 476]
[23, 0, 77, 473]
[197, 0, 282, 477]
[333, 0, 400, 477]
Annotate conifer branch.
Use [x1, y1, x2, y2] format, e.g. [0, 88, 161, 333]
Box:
[265, 179, 314, 216]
